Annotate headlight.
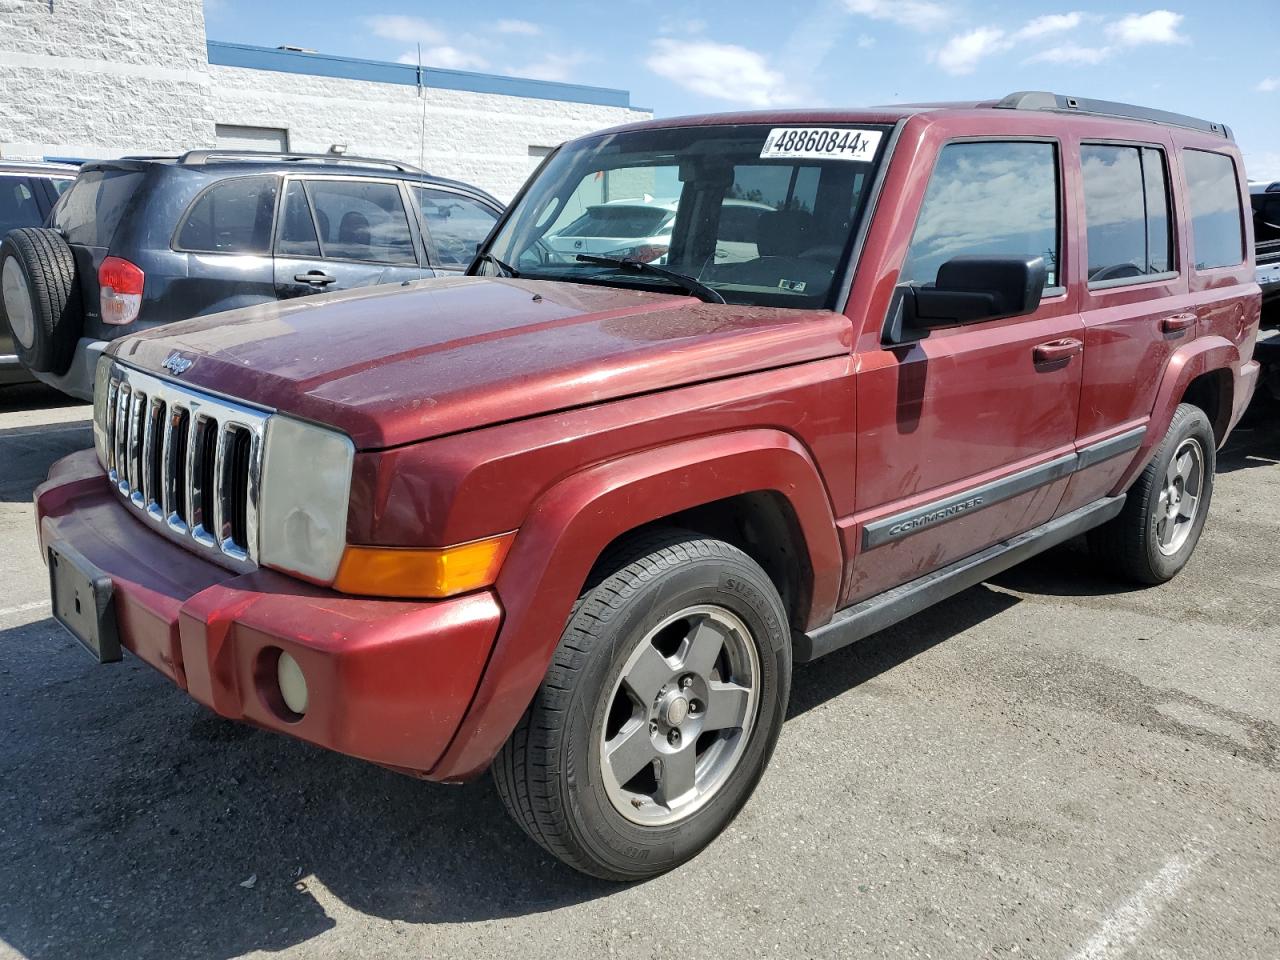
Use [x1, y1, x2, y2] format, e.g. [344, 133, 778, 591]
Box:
[91, 354, 113, 468]
[258, 415, 355, 583]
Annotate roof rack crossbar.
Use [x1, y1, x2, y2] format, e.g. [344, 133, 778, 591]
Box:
[177, 149, 428, 174]
[995, 91, 1233, 140]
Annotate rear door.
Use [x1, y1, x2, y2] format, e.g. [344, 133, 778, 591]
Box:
[49, 164, 149, 331]
[170, 174, 279, 320]
[274, 177, 430, 299]
[1057, 137, 1192, 513]
[411, 185, 500, 273]
[847, 138, 1084, 604]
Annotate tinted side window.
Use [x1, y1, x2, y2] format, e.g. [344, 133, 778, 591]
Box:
[276, 180, 320, 258]
[1080, 144, 1173, 283]
[176, 176, 278, 254]
[1183, 150, 1244, 269]
[414, 187, 498, 266]
[1252, 193, 1280, 244]
[52, 169, 145, 247]
[0, 179, 44, 234]
[307, 180, 416, 265]
[902, 141, 1059, 288]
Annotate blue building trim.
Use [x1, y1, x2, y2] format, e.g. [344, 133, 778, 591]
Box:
[207, 41, 634, 109]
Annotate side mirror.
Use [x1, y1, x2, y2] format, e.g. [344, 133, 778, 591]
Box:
[887, 255, 1048, 344]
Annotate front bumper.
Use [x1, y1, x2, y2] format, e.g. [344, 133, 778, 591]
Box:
[35, 449, 502, 777]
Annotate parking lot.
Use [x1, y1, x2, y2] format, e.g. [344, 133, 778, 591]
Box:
[0, 382, 1275, 960]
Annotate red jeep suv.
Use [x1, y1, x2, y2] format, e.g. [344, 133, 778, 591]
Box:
[35, 92, 1260, 880]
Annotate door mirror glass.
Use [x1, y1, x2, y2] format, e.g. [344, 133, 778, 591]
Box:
[888, 255, 1047, 342]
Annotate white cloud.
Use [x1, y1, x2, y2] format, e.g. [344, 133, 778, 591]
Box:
[645, 38, 795, 107]
[1106, 10, 1187, 46]
[935, 27, 1011, 75]
[856, 33, 876, 48]
[1258, 77, 1280, 93]
[368, 14, 446, 46]
[395, 46, 489, 70]
[1014, 12, 1085, 41]
[659, 15, 707, 35]
[1246, 151, 1280, 181]
[843, 0, 951, 32]
[496, 19, 541, 36]
[420, 46, 488, 70]
[517, 52, 588, 82]
[1026, 42, 1113, 65]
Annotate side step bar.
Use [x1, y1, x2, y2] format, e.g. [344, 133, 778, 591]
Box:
[795, 496, 1126, 662]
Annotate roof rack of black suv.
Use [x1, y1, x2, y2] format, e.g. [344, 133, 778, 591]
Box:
[995, 91, 1233, 140]
[176, 150, 429, 174]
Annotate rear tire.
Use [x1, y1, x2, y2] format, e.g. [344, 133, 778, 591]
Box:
[1088, 403, 1216, 584]
[493, 529, 791, 881]
[0, 227, 81, 375]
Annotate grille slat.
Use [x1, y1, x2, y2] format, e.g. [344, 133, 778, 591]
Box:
[98, 363, 268, 570]
[114, 383, 131, 491]
[128, 391, 146, 507]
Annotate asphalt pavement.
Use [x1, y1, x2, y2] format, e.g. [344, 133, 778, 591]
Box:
[0, 381, 1276, 960]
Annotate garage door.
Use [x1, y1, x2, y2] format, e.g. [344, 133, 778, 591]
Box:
[214, 124, 289, 152]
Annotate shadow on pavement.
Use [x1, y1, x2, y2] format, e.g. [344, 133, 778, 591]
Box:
[0, 381, 86, 414]
[0, 618, 616, 960]
[788, 583, 1020, 719]
[1216, 393, 1279, 475]
[0, 419, 92, 502]
[0, 587, 1026, 958]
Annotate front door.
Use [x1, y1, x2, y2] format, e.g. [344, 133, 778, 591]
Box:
[846, 138, 1084, 605]
[274, 177, 430, 299]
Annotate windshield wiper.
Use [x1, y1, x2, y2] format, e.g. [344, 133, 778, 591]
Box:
[474, 252, 519, 278]
[574, 254, 726, 304]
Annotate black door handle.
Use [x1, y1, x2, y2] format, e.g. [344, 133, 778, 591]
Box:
[294, 271, 336, 285]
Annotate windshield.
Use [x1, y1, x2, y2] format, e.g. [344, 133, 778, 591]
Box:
[483, 123, 889, 309]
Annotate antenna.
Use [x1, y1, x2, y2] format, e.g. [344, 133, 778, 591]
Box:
[418, 43, 427, 175]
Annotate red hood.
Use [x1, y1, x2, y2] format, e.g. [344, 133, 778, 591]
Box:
[111, 276, 853, 449]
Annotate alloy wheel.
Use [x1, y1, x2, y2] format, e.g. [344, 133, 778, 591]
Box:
[600, 604, 760, 826]
[1156, 437, 1204, 556]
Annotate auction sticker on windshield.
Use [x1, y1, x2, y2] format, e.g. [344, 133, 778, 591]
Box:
[760, 128, 883, 162]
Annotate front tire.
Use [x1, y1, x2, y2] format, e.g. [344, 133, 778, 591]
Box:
[493, 530, 791, 881]
[1088, 403, 1216, 584]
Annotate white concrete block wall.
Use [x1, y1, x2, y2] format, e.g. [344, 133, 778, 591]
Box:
[0, 0, 214, 158]
[209, 66, 650, 201]
[0, 0, 650, 199]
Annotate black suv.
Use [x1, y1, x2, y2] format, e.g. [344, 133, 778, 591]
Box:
[1253, 180, 1279, 325]
[0, 160, 78, 386]
[0, 151, 502, 399]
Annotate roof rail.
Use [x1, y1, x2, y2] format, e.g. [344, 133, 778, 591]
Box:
[995, 91, 1233, 140]
[177, 150, 428, 174]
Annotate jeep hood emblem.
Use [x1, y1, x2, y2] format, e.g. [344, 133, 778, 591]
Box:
[161, 351, 194, 376]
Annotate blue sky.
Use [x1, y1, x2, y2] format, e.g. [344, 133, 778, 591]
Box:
[202, 1, 1280, 179]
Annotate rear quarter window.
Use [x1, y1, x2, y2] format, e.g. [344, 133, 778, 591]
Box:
[175, 175, 279, 255]
[1182, 150, 1244, 270]
[52, 169, 146, 247]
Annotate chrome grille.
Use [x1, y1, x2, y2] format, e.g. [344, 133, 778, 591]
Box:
[100, 363, 269, 569]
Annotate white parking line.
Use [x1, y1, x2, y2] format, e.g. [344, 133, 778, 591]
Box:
[1070, 851, 1206, 960]
[0, 599, 49, 620]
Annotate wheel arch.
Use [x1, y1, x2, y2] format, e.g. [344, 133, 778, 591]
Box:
[430, 428, 843, 781]
[1111, 335, 1239, 496]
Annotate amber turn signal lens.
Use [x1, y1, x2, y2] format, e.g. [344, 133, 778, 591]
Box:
[333, 533, 515, 599]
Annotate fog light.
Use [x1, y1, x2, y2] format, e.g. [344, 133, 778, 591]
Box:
[276, 651, 308, 716]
